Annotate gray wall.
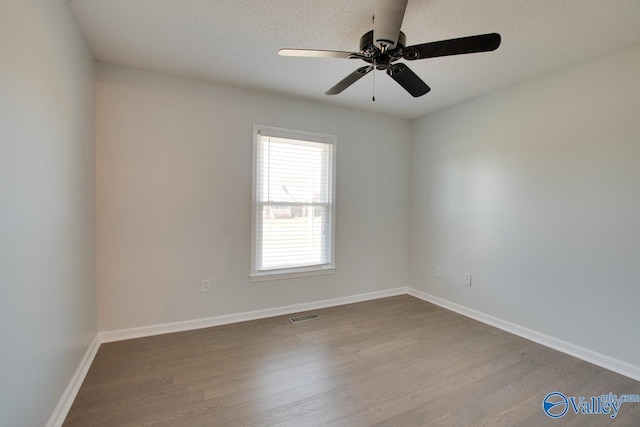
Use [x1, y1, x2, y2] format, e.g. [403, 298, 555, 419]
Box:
[96, 64, 410, 331]
[0, 1, 96, 426]
[409, 45, 640, 367]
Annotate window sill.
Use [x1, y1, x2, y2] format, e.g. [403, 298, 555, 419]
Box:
[250, 266, 335, 282]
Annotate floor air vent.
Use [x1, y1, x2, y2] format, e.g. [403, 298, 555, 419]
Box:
[290, 314, 320, 324]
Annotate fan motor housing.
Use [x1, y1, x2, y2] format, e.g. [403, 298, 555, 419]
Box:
[360, 30, 405, 53]
[359, 30, 406, 69]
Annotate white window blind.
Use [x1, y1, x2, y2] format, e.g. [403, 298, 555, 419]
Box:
[252, 125, 336, 279]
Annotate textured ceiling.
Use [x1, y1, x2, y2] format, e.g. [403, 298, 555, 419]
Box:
[68, 0, 640, 119]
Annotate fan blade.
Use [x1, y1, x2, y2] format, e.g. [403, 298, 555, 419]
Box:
[403, 33, 501, 60]
[326, 66, 373, 95]
[278, 49, 356, 59]
[374, 0, 408, 50]
[386, 63, 430, 97]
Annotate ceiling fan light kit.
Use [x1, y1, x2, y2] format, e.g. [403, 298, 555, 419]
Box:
[278, 0, 501, 99]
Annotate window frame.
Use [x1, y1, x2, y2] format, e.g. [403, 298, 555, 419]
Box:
[250, 124, 337, 281]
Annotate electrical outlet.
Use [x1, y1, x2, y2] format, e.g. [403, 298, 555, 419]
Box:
[201, 278, 211, 293]
[464, 273, 472, 286]
[435, 266, 442, 278]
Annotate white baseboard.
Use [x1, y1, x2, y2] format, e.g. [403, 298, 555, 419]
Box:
[99, 287, 409, 343]
[45, 334, 101, 427]
[407, 287, 640, 382]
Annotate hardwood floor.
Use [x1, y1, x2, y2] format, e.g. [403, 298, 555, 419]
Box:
[64, 295, 640, 426]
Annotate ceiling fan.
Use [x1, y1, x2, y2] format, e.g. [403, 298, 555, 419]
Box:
[278, 0, 501, 98]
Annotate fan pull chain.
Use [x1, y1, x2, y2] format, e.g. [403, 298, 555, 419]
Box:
[372, 67, 376, 102]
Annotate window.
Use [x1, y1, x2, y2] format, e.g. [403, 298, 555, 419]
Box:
[251, 125, 336, 280]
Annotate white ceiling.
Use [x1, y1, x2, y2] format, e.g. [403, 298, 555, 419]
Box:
[68, 0, 640, 119]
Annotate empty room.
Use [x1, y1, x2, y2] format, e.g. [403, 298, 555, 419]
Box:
[2, 0, 640, 426]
